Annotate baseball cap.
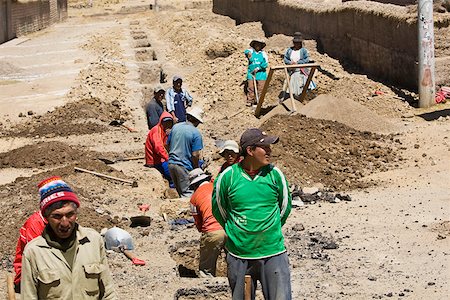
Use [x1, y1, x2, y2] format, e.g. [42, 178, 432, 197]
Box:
[219, 140, 239, 155]
[240, 128, 279, 150]
[154, 85, 165, 94]
[172, 75, 183, 82]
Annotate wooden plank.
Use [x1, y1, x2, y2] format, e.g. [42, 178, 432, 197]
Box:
[297, 66, 317, 103]
[271, 63, 319, 70]
[254, 68, 273, 117]
[284, 67, 296, 112]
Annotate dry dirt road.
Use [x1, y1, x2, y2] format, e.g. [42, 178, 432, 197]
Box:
[0, 0, 449, 299]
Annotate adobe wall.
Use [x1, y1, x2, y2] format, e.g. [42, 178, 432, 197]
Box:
[213, 0, 420, 89]
[343, 0, 415, 5]
[1, 0, 67, 44]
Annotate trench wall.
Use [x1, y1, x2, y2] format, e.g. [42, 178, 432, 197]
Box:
[213, 0, 420, 89]
[1, 0, 67, 44]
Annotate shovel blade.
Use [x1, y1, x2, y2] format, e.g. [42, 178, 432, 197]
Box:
[98, 157, 115, 164]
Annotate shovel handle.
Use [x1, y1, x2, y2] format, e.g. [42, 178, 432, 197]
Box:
[121, 124, 137, 132]
[7, 273, 16, 300]
[122, 249, 136, 260]
[74, 167, 136, 186]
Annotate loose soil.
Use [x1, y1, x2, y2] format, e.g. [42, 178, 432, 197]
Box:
[261, 114, 401, 190]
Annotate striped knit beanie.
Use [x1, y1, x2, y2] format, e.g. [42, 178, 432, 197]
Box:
[38, 176, 80, 213]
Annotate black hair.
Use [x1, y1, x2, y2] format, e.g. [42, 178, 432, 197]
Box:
[43, 201, 78, 218]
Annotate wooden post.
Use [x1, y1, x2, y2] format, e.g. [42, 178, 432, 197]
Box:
[254, 68, 273, 117]
[297, 66, 317, 104]
[244, 275, 252, 300]
[254, 64, 319, 118]
[284, 67, 296, 112]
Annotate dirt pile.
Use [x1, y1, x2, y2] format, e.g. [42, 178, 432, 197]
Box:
[261, 114, 401, 190]
[0, 160, 130, 259]
[0, 61, 23, 76]
[0, 141, 96, 168]
[299, 94, 400, 134]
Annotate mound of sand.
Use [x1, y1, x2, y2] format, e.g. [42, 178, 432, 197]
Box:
[0, 61, 23, 76]
[299, 94, 400, 134]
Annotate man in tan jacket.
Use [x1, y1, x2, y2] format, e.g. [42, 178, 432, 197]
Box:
[21, 176, 117, 299]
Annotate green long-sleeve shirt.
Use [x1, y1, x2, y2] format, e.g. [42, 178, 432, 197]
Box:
[212, 163, 292, 259]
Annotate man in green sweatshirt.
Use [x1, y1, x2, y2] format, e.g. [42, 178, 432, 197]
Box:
[212, 128, 292, 300]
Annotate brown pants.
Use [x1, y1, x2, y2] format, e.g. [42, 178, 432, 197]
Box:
[247, 79, 265, 105]
[199, 229, 226, 276]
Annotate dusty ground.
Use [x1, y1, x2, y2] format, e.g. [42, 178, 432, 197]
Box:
[0, 0, 449, 299]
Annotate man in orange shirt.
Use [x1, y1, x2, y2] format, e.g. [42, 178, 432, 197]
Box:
[188, 168, 226, 278]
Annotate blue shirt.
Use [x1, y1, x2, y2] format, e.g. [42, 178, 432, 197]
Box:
[173, 92, 187, 122]
[166, 87, 193, 122]
[244, 48, 269, 81]
[168, 121, 203, 170]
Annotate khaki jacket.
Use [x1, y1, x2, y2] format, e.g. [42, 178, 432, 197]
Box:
[21, 226, 117, 300]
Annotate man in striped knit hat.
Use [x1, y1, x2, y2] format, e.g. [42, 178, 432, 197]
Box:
[21, 176, 117, 299]
[212, 128, 292, 300]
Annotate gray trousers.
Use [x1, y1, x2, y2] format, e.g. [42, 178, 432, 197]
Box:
[168, 163, 192, 197]
[226, 252, 292, 300]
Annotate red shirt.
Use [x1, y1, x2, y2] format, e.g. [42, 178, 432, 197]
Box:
[190, 182, 223, 233]
[145, 111, 173, 166]
[13, 211, 47, 285]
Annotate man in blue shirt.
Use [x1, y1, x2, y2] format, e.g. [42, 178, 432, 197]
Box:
[168, 106, 204, 197]
[166, 75, 193, 123]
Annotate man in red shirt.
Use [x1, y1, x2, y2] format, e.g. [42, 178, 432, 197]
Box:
[145, 111, 174, 187]
[12, 192, 48, 292]
[189, 168, 226, 277]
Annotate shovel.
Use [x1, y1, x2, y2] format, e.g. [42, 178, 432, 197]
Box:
[98, 156, 144, 165]
[109, 120, 137, 132]
[104, 227, 146, 266]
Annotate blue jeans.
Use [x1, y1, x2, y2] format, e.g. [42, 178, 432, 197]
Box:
[226, 252, 292, 300]
[154, 161, 174, 188]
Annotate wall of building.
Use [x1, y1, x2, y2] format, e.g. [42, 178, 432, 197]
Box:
[1, 0, 67, 44]
[213, 0, 421, 89]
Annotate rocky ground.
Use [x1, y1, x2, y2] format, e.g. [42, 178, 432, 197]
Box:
[0, 0, 449, 299]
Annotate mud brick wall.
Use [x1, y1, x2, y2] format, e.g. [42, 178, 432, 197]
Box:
[213, 0, 419, 89]
[343, 0, 415, 5]
[1, 0, 14, 43]
[1, 0, 67, 43]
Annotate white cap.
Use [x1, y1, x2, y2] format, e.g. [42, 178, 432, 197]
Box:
[186, 106, 204, 123]
[219, 140, 239, 155]
[188, 168, 211, 187]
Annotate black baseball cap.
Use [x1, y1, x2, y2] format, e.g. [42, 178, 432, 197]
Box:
[240, 128, 279, 149]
